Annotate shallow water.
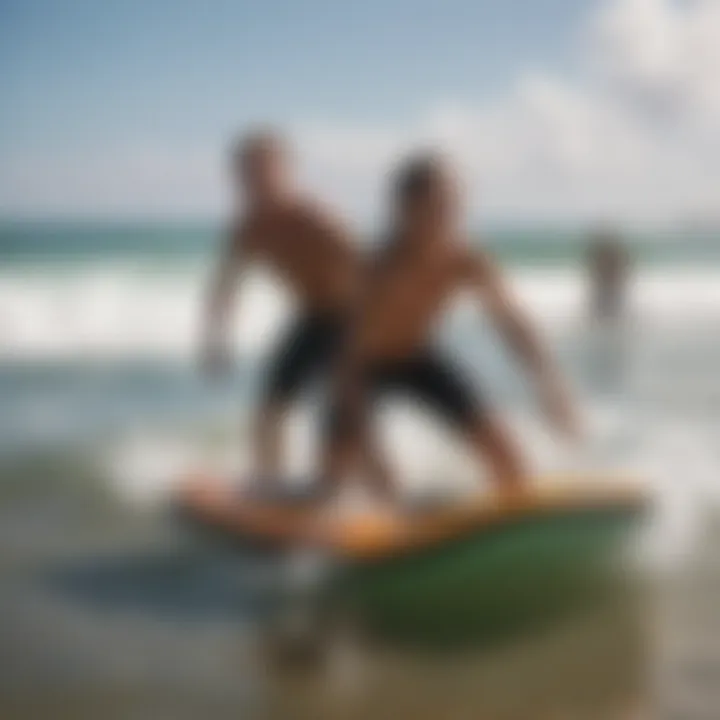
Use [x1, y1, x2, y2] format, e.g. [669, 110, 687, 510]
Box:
[0, 452, 649, 719]
[2, 458, 717, 719]
[2, 253, 720, 717]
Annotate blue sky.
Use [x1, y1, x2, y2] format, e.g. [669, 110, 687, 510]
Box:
[1, 0, 717, 221]
[1, 0, 587, 155]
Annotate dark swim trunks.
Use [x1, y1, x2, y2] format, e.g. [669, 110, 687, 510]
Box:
[264, 313, 347, 404]
[328, 347, 488, 439]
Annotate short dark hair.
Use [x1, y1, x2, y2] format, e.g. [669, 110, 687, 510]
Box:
[231, 127, 287, 169]
[392, 152, 446, 208]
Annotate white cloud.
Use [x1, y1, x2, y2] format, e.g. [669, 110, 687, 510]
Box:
[593, 0, 720, 125]
[0, 147, 228, 218]
[296, 0, 720, 223]
[1, 0, 718, 223]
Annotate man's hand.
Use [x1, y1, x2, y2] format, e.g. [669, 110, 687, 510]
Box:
[462, 248, 583, 444]
[200, 222, 248, 380]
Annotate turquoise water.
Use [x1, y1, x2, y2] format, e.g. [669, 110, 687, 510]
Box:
[1, 219, 719, 266]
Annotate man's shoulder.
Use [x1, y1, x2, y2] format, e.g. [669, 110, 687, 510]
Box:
[225, 213, 260, 254]
[289, 196, 337, 225]
[447, 238, 494, 282]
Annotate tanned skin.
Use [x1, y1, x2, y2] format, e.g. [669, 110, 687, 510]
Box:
[326, 155, 579, 496]
[201, 131, 389, 492]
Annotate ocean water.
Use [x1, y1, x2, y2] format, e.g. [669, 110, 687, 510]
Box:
[1, 220, 719, 718]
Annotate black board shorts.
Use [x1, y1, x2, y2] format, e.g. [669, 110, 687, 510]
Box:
[328, 348, 488, 439]
[264, 312, 347, 404]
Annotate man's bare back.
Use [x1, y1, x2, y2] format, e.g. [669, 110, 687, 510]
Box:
[202, 129, 375, 486]
[235, 199, 360, 314]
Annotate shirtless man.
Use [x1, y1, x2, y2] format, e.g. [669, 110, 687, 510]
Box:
[325, 153, 579, 494]
[201, 129, 382, 491]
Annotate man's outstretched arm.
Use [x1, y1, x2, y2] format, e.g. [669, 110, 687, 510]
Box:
[200, 225, 251, 374]
[462, 247, 580, 439]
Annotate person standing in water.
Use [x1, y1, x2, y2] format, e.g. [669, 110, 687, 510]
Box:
[323, 153, 580, 495]
[587, 228, 630, 327]
[201, 129, 389, 494]
[585, 228, 632, 390]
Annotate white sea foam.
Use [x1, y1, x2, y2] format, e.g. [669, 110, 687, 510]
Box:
[103, 389, 718, 571]
[1, 265, 719, 360]
[2, 261, 718, 568]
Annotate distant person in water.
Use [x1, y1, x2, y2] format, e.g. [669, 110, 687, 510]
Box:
[586, 228, 632, 391]
[201, 128, 387, 494]
[587, 229, 630, 326]
[323, 153, 580, 496]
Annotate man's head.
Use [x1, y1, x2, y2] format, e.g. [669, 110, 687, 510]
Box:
[231, 128, 292, 205]
[588, 226, 627, 275]
[391, 152, 461, 233]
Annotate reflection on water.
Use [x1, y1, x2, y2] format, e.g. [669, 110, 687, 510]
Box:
[0, 453, 651, 720]
[263, 591, 647, 720]
[3, 452, 720, 719]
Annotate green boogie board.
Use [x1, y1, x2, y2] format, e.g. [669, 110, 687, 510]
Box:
[176, 474, 648, 645]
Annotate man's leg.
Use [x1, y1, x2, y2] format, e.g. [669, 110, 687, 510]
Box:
[319, 367, 398, 502]
[463, 413, 526, 491]
[253, 399, 287, 481]
[357, 428, 397, 502]
[391, 350, 528, 492]
[254, 316, 320, 483]
[318, 424, 397, 502]
[317, 431, 357, 496]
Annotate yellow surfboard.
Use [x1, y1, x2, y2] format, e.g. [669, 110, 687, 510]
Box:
[175, 473, 648, 562]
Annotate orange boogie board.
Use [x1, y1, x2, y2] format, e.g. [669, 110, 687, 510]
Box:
[174, 473, 649, 563]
